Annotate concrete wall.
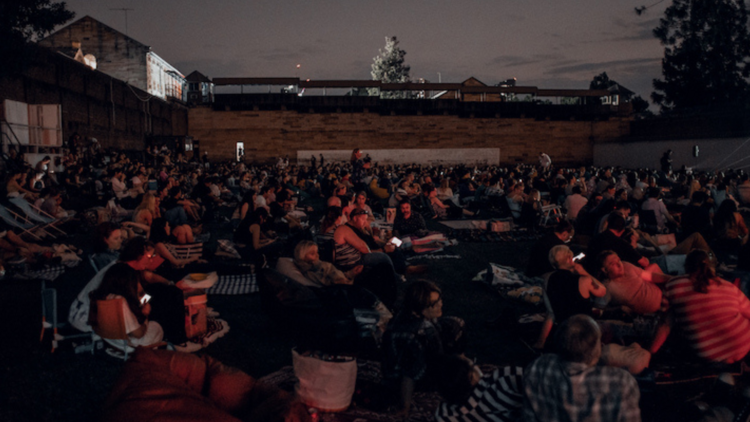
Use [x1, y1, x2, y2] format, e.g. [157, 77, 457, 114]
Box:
[189, 106, 630, 164]
[297, 148, 501, 166]
[593, 137, 750, 171]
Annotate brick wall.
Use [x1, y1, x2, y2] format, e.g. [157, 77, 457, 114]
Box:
[0, 44, 187, 152]
[189, 106, 630, 165]
[37, 16, 150, 92]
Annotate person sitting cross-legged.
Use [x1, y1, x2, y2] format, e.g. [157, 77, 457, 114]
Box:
[522, 314, 641, 422]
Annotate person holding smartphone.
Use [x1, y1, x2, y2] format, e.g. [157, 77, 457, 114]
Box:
[88, 263, 164, 347]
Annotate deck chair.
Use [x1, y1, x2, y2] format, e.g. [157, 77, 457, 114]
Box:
[166, 242, 204, 261]
[26, 201, 71, 237]
[8, 196, 55, 224]
[5, 198, 60, 239]
[0, 204, 45, 240]
[92, 298, 134, 360]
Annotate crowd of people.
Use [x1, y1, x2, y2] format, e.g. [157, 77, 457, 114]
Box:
[4, 141, 750, 421]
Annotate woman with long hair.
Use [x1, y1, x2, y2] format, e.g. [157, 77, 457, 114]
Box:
[88, 263, 164, 347]
[658, 250, 750, 363]
[712, 199, 748, 254]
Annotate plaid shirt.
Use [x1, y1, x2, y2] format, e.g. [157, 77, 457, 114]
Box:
[522, 354, 641, 422]
[382, 312, 443, 382]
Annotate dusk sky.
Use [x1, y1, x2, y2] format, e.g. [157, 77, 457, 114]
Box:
[61, 0, 668, 103]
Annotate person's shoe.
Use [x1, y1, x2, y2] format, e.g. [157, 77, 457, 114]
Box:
[405, 265, 428, 274]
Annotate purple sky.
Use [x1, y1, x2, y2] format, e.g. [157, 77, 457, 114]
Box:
[61, 0, 668, 103]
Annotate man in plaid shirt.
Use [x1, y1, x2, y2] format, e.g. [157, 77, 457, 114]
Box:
[522, 314, 641, 422]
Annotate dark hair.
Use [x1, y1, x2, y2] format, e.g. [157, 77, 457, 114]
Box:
[647, 187, 661, 199]
[321, 206, 343, 234]
[93, 222, 120, 253]
[614, 200, 630, 211]
[149, 218, 172, 244]
[168, 186, 182, 198]
[607, 212, 626, 231]
[572, 185, 582, 195]
[553, 219, 573, 234]
[243, 207, 269, 227]
[119, 237, 154, 262]
[436, 355, 475, 404]
[403, 280, 441, 316]
[597, 250, 618, 278]
[685, 249, 716, 293]
[88, 263, 145, 327]
[554, 314, 601, 364]
[714, 200, 738, 235]
[691, 191, 708, 204]
[422, 183, 435, 194]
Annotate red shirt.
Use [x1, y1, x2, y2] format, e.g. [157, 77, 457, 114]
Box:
[665, 276, 750, 363]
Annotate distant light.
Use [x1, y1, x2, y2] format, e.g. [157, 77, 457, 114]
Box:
[296, 64, 301, 69]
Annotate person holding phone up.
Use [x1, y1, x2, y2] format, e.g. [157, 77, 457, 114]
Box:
[88, 262, 164, 347]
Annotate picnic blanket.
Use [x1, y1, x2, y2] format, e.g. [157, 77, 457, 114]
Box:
[403, 233, 458, 254]
[260, 359, 499, 421]
[206, 273, 258, 295]
[475, 263, 545, 305]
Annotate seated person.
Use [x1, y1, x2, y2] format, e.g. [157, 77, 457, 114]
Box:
[289, 240, 359, 287]
[88, 263, 164, 347]
[425, 184, 473, 220]
[546, 245, 607, 323]
[655, 250, 750, 363]
[519, 189, 542, 231]
[586, 212, 649, 273]
[598, 250, 670, 315]
[91, 222, 127, 270]
[713, 200, 749, 255]
[333, 208, 400, 306]
[102, 348, 309, 422]
[563, 185, 587, 221]
[526, 220, 574, 278]
[234, 208, 282, 266]
[523, 314, 641, 422]
[353, 191, 375, 222]
[435, 355, 523, 422]
[269, 189, 303, 232]
[149, 218, 205, 281]
[393, 199, 428, 238]
[382, 281, 465, 416]
[642, 187, 679, 233]
[70, 237, 189, 345]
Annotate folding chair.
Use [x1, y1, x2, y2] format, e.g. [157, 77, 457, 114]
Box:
[166, 242, 204, 261]
[5, 198, 60, 239]
[0, 204, 45, 240]
[539, 204, 563, 227]
[92, 298, 134, 360]
[26, 201, 71, 237]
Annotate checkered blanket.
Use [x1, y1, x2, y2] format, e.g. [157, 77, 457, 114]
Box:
[15, 264, 67, 282]
[206, 273, 258, 295]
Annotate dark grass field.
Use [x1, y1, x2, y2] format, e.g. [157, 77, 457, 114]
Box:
[0, 215, 724, 421]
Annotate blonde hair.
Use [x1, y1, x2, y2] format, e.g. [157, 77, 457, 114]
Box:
[294, 240, 318, 262]
[135, 193, 157, 214]
[549, 245, 573, 268]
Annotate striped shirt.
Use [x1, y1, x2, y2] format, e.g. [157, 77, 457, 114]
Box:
[665, 276, 750, 363]
[436, 366, 524, 422]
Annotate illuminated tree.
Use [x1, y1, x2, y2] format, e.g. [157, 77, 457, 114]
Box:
[370, 36, 411, 99]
